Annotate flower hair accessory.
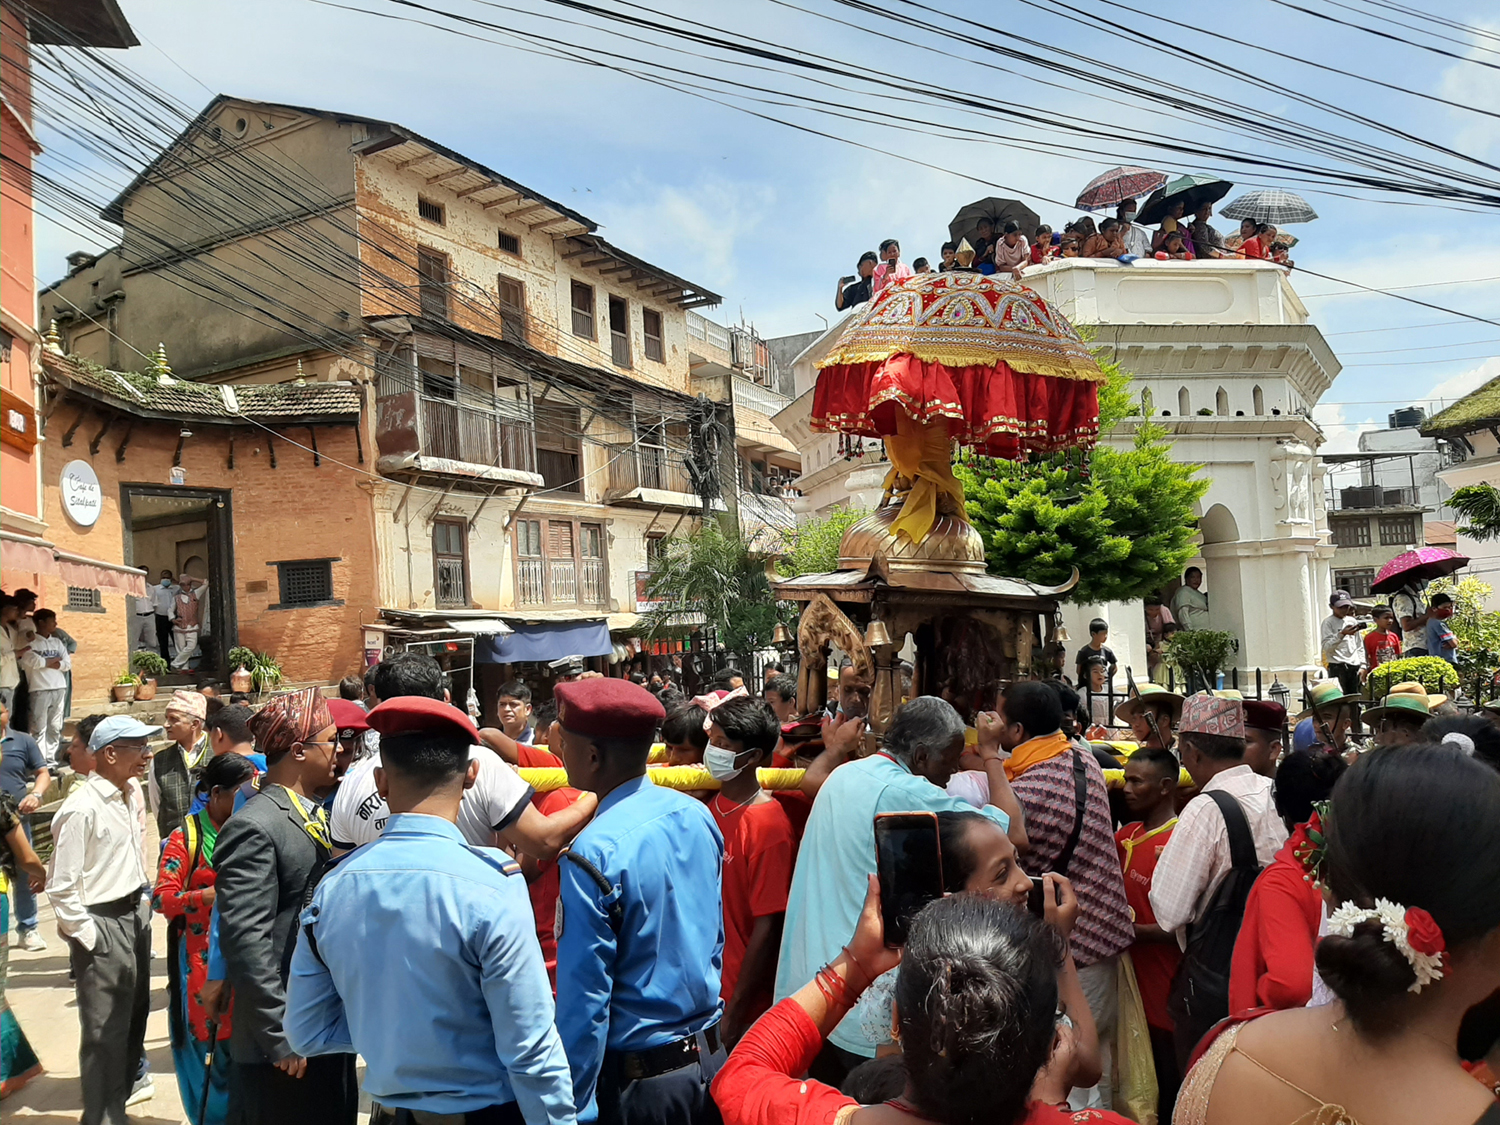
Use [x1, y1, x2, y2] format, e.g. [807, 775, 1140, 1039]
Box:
[1327, 897, 1446, 993]
[1442, 731, 1477, 756]
[1289, 803, 1330, 889]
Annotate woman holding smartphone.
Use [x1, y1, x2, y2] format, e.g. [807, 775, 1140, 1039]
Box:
[712, 879, 1129, 1125]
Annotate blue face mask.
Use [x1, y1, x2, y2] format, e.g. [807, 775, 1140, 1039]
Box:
[161, 579, 171, 587]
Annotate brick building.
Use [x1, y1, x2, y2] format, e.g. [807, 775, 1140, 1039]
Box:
[36, 342, 374, 706]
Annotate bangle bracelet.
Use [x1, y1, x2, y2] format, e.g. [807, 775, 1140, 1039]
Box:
[841, 945, 874, 990]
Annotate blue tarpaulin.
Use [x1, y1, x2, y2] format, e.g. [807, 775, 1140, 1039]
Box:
[478, 618, 612, 664]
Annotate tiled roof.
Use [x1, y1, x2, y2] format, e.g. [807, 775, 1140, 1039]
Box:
[1421, 375, 1500, 437]
[41, 350, 362, 422]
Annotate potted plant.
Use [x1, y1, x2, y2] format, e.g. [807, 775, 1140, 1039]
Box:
[1163, 628, 1239, 694]
[112, 670, 140, 703]
[227, 646, 257, 694]
[130, 650, 169, 700]
[252, 652, 284, 693]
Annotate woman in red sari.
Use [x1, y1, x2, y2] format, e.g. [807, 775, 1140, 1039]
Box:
[152, 751, 257, 1125]
[712, 876, 1132, 1125]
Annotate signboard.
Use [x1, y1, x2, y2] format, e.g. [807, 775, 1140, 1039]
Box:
[60, 460, 102, 527]
[635, 570, 664, 612]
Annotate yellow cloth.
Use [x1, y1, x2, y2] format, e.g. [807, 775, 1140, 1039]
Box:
[1003, 730, 1073, 781]
[1102, 766, 1193, 790]
[883, 413, 965, 546]
[517, 765, 806, 793]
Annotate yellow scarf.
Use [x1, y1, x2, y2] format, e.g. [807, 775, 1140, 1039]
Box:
[1004, 730, 1073, 781]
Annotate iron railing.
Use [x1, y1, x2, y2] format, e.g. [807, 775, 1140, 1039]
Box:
[435, 556, 467, 608]
[419, 397, 537, 473]
[607, 443, 693, 494]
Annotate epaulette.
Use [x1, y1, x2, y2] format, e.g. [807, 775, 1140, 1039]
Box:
[467, 846, 523, 878]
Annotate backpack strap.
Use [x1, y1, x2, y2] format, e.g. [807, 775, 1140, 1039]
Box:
[1205, 788, 1258, 872]
[563, 850, 625, 935]
[182, 813, 203, 876]
[1053, 749, 1090, 877]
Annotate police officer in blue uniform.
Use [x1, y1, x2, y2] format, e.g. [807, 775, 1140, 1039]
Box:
[553, 678, 726, 1125]
[284, 696, 575, 1125]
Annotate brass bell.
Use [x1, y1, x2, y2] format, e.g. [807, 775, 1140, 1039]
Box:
[865, 619, 892, 648]
[772, 622, 791, 646]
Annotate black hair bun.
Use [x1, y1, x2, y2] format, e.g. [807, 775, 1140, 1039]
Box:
[1314, 920, 1416, 1036]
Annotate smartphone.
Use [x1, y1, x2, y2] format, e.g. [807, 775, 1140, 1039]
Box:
[1027, 875, 1062, 918]
[840, 275, 857, 286]
[874, 812, 945, 948]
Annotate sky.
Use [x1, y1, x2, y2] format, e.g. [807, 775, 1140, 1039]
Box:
[27, 0, 1500, 455]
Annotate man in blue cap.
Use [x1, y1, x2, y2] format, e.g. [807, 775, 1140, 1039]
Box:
[552, 678, 725, 1125]
[286, 695, 574, 1125]
[47, 714, 159, 1125]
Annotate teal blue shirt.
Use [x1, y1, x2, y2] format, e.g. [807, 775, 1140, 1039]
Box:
[773, 753, 1010, 1057]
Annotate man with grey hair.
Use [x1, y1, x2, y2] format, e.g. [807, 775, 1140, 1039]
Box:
[773, 696, 1027, 1086]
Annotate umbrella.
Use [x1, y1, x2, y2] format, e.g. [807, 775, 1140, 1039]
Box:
[1371, 547, 1470, 595]
[1135, 174, 1233, 225]
[1075, 166, 1167, 211]
[948, 197, 1043, 245]
[1220, 189, 1318, 224]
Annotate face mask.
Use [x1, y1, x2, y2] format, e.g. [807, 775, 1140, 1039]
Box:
[704, 746, 748, 782]
[161, 579, 171, 587]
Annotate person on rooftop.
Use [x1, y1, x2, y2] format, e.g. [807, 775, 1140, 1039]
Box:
[1152, 199, 1189, 251]
[972, 217, 998, 272]
[835, 252, 878, 311]
[1237, 221, 1274, 260]
[1031, 224, 1054, 264]
[911, 257, 931, 274]
[1159, 230, 1194, 260]
[938, 241, 958, 271]
[1116, 199, 1151, 257]
[1190, 202, 1227, 259]
[994, 222, 1031, 278]
[873, 239, 914, 296]
[1083, 217, 1127, 259]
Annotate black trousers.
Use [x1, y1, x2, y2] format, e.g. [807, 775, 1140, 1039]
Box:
[69, 894, 151, 1125]
[371, 1103, 524, 1125]
[1150, 1024, 1181, 1124]
[155, 614, 173, 658]
[598, 1032, 727, 1125]
[1328, 661, 1364, 732]
[226, 1053, 357, 1125]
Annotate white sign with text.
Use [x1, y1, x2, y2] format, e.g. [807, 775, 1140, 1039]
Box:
[60, 459, 102, 527]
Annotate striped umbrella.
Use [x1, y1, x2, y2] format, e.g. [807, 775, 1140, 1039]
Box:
[1075, 166, 1168, 211]
[1220, 189, 1319, 224]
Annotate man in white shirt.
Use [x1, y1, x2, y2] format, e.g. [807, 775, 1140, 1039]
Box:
[1319, 590, 1366, 706]
[47, 714, 160, 1125]
[1117, 200, 1152, 258]
[149, 570, 177, 658]
[1148, 694, 1286, 1069]
[20, 608, 71, 763]
[329, 652, 595, 858]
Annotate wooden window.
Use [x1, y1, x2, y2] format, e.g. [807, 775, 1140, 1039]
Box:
[513, 517, 607, 607]
[609, 295, 631, 367]
[1334, 568, 1375, 600]
[497, 230, 521, 256]
[535, 403, 582, 495]
[643, 308, 664, 363]
[1330, 518, 1371, 549]
[272, 559, 338, 608]
[433, 519, 469, 608]
[571, 281, 595, 339]
[646, 534, 665, 566]
[417, 248, 450, 319]
[1378, 515, 1419, 547]
[418, 198, 445, 225]
[498, 275, 526, 344]
[515, 519, 545, 606]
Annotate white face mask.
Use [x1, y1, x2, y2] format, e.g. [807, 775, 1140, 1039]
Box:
[703, 745, 749, 782]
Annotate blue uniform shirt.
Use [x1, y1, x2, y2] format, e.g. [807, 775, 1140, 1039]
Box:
[555, 775, 724, 1122]
[285, 814, 575, 1123]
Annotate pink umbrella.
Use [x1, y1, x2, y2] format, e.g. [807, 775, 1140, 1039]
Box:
[1075, 166, 1167, 211]
[1371, 547, 1470, 595]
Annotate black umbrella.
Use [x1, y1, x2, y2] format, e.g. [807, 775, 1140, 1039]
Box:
[948, 197, 1043, 244]
[1135, 175, 1233, 225]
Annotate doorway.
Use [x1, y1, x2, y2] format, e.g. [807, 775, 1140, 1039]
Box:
[122, 486, 236, 684]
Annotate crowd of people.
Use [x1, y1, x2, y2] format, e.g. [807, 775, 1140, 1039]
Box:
[833, 201, 1295, 310]
[0, 639, 1497, 1125]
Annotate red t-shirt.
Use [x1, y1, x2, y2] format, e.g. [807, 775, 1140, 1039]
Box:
[516, 741, 573, 992]
[769, 748, 812, 841]
[1115, 819, 1183, 1031]
[1229, 835, 1323, 1014]
[1364, 628, 1400, 669]
[710, 795, 796, 1023]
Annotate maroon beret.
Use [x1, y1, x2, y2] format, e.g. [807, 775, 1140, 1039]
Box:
[326, 698, 371, 735]
[1243, 699, 1287, 733]
[555, 678, 665, 740]
[366, 696, 478, 744]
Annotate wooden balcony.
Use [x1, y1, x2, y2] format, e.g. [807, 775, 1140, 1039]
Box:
[604, 443, 710, 511]
[376, 390, 544, 489]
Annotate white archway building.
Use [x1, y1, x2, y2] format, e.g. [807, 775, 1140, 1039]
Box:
[1028, 259, 1338, 684]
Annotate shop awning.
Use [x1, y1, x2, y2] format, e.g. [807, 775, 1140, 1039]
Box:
[479, 618, 612, 664]
[0, 531, 149, 597]
[445, 618, 514, 636]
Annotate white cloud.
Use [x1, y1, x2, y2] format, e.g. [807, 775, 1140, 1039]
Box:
[1314, 400, 1365, 454]
[1437, 23, 1500, 159]
[1430, 356, 1500, 406]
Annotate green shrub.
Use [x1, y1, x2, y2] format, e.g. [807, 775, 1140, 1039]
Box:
[130, 649, 169, 678]
[1365, 656, 1459, 700]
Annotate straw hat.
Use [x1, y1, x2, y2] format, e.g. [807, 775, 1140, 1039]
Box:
[1114, 682, 1185, 726]
[1293, 678, 1362, 723]
[1362, 691, 1432, 725]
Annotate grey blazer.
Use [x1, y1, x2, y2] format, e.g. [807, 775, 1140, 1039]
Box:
[214, 784, 331, 1065]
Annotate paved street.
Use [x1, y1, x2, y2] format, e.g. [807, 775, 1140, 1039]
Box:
[5, 897, 186, 1124]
